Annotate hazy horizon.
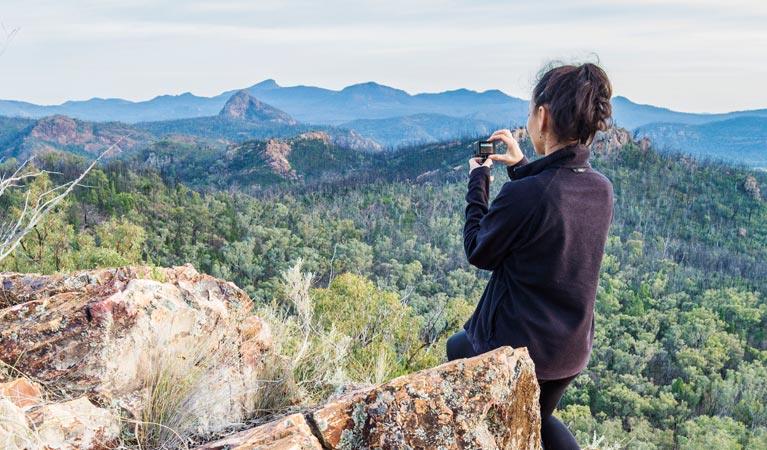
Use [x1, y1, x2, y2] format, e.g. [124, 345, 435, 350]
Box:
[2, 0, 766, 114]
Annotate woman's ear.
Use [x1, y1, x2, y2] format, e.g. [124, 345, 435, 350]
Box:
[537, 105, 547, 135]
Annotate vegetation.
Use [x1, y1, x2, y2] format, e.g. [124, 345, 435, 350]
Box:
[1, 133, 766, 448]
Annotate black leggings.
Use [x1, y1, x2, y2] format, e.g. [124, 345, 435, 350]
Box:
[446, 330, 580, 450]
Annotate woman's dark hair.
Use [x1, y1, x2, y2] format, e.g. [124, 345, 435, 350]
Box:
[532, 62, 613, 145]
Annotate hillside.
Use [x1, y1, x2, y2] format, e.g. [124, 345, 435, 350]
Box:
[636, 116, 767, 168]
[1, 131, 766, 448]
[0, 115, 154, 161]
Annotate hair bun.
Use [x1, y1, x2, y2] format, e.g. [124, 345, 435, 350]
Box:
[532, 62, 613, 145]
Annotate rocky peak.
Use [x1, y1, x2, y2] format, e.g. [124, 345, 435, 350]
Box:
[219, 90, 297, 125]
[22, 115, 150, 160]
[590, 126, 638, 155]
[294, 131, 332, 146]
[29, 115, 91, 145]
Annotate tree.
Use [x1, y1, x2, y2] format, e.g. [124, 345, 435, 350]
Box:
[0, 140, 125, 263]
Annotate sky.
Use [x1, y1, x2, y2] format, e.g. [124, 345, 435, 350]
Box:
[1, 0, 766, 113]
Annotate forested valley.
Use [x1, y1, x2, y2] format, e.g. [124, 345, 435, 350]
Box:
[1, 133, 766, 449]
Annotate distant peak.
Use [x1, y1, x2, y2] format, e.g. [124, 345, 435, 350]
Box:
[219, 90, 296, 125]
[341, 82, 410, 98]
[343, 82, 395, 90]
[349, 81, 384, 88]
[251, 79, 280, 90]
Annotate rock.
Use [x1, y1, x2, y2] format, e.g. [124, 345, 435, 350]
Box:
[29, 115, 92, 145]
[240, 315, 274, 367]
[590, 126, 634, 155]
[0, 393, 120, 450]
[193, 413, 323, 450]
[0, 398, 31, 450]
[327, 129, 384, 153]
[294, 131, 333, 146]
[26, 397, 121, 450]
[0, 378, 44, 410]
[262, 139, 298, 179]
[639, 136, 652, 151]
[311, 346, 541, 450]
[744, 175, 761, 201]
[0, 265, 276, 436]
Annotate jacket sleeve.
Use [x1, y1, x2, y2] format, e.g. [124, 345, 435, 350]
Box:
[506, 156, 529, 180]
[463, 168, 539, 270]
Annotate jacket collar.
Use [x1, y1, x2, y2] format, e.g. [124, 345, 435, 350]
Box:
[511, 143, 591, 180]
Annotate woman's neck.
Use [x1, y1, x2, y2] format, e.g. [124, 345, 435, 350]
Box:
[544, 138, 579, 156]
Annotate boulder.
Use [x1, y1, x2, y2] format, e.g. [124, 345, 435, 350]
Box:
[208, 346, 541, 450]
[193, 413, 323, 450]
[310, 346, 541, 450]
[26, 396, 121, 450]
[0, 387, 120, 450]
[0, 265, 277, 435]
[0, 378, 44, 410]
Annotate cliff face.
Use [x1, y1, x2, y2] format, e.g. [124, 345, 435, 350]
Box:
[1, 266, 541, 450]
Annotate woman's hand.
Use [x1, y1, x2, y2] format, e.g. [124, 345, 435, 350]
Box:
[486, 129, 525, 167]
[469, 157, 494, 181]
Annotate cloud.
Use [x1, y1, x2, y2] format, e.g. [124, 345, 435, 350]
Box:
[1, 0, 765, 111]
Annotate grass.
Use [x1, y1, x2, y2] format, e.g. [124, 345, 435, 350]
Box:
[255, 259, 352, 404]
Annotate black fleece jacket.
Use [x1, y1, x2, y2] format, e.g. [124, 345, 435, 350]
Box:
[463, 143, 613, 380]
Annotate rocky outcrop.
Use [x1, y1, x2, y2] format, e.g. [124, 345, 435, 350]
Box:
[24, 115, 152, 159]
[262, 138, 298, 179]
[327, 129, 384, 152]
[197, 346, 541, 450]
[0, 265, 279, 439]
[744, 175, 762, 201]
[1, 266, 542, 449]
[590, 126, 634, 155]
[292, 130, 383, 154]
[219, 90, 298, 125]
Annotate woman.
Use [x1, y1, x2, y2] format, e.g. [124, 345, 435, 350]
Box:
[446, 62, 614, 449]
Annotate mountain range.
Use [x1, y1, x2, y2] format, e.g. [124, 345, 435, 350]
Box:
[2, 80, 766, 166]
[0, 90, 383, 162]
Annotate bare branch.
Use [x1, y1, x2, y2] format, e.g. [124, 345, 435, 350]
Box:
[0, 23, 19, 57]
[0, 136, 129, 262]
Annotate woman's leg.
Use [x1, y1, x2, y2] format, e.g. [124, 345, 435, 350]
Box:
[539, 374, 580, 450]
[446, 332, 578, 448]
[446, 330, 479, 361]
